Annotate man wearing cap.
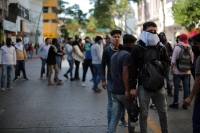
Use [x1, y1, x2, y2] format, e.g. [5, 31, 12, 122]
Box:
[81, 36, 94, 86]
[169, 33, 194, 109]
[101, 30, 128, 131]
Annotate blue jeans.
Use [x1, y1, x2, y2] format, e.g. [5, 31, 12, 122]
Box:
[108, 94, 135, 133]
[193, 102, 200, 133]
[173, 74, 190, 103]
[165, 67, 172, 93]
[92, 64, 101, 89]
[40, 59, 49, 77]
[1, 64, 12, 88]
[67, 60, 74, 77]
[138, 86, 168, 133]
[15, 60, 26, 78]
[55, 56, 61, 69]
[29, 51, 33, 59]
[107, 80, 126, 128]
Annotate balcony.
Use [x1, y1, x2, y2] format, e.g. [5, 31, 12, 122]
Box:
[44, 0, 60, 10]
[0, 9, 9, 20]
[43, 13, 58, 20]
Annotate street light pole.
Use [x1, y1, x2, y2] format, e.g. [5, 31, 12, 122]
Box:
[35, 0, 46, 55]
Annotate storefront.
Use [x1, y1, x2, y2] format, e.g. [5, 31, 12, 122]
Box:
[20, 20, 31, 44]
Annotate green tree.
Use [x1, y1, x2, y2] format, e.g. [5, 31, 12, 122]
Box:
[172, 0, 200, 31]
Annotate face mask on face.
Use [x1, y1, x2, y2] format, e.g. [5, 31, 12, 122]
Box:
[192, 45, 200, 56]
[140, 31, 160, 46]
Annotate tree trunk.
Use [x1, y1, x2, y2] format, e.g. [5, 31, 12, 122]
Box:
[161, 0, 165, 32]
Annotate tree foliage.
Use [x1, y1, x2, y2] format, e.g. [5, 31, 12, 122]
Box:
[172, 0, 200, 31]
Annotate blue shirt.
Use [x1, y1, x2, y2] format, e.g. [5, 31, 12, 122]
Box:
[84, 42, 92, 59]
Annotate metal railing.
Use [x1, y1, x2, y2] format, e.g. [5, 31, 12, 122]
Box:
[0, 9, 9, 20]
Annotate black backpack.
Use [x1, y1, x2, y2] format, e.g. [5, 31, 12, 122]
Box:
[137, 43, 165, 92]
[176, 45, 191, 72]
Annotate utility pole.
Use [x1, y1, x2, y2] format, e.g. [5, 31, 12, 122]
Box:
[35, 0, 46, 55]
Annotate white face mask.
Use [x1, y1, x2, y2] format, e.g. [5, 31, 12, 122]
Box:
[140, 31, 160, 46]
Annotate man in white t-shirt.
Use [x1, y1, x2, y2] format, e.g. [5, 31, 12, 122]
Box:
[0, 38, 16, 91]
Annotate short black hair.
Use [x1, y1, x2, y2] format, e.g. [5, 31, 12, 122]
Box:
[45, 38, 50, 42]
[72, 41, 79, 46]
[192, 34, 200, 43]
[52, 38, 57, 45]
[95, 36, 103, 42]
[110, 30, 122, 36]
[143, 22, 157, 31]
[16, 38, 22, 43]
[123, 34, 137, 45]
[6, 38, 12, 45]
[68, 37, 73, 41]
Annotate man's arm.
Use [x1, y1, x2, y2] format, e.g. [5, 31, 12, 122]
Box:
[184, 74, 200, 105]
[13, 49, 16, 67]
[96, 45, 101, 61]
[101, 48, 108, 89]
[160, 46, 170, 70]
[38, 45, 42, 58]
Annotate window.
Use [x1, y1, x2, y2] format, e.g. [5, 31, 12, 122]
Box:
[43, 7, 48, 13]
[0, 2, 2, 9]
[43, 20, 49, 22]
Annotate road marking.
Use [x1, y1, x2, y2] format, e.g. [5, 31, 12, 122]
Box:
[147, 116, 162, 133]
[125, 115, 161, 133]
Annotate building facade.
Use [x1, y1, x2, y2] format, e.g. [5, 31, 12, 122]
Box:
[43, 0, 60, 39]
[136, 0, 182, 45]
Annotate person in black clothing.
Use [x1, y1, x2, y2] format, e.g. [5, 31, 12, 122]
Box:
[129, 22, 170, 133]
[159, 32, 173, 96]
[46, 38, 65, 85]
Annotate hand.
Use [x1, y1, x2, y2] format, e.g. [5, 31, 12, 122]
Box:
[184, 96, 193, 106]
[14, 65, 16, 68]
[125, 91, 130, 101]
[102, 82, 107, 90]
[171, 69, 174, 75]
[130, 89, 138, 98]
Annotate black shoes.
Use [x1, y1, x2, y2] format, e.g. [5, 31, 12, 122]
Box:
[13, 77, 18, 81]
[63, 74, 68, 79]
[169, 103, 179, 109]
[182, 104, 188, 109]
[24, 77, 28, 80]
[70, 78, 75, 81]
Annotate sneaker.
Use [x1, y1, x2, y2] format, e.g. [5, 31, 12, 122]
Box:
[24, 77, 28, 80]
[97, 88, 102, 92]
[63, 74, 68, 79]
[182, 104, 188, 109]
[169, 103, 179, 109]
[82, 82, 86, 87]
[42, 73, 46, 77]
[106, 128, 109, 132]
[150, 104, 156, 110]
[1, 87, 5, 91]
[93, 88, 100, 93]
[70, 78, 75, 81]
[13, 77, 18, 81]
[7, 87, 13, 90]
[121, 119, 128, 127]
[74, 77, 80, 80]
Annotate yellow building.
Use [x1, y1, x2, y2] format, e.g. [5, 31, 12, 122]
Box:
[43, 0, 60, 38]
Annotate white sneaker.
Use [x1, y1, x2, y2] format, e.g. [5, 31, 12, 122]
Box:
[1, 87, 5, 91]
[82, 82, 86, 87]
[7, 87, 13, 90]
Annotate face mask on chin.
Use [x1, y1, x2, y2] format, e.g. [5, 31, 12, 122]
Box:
[192, 45, 200, 56]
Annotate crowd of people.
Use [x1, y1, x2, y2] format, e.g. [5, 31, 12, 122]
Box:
[0, 21, 200, 133]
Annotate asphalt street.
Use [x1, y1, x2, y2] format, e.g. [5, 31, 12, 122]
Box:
[0, 58, 194, 133]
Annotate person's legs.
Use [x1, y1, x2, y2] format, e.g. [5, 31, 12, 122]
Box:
[92, 64, 97, 86]
[138, 86, 152, 133]
[45, 59, 49, 77]
[6, 65, 12, 88]
[89, 59, 94, 78]
[193, 102, 200, 133]
[20, 60, 27, 78]
[82, 59, 89, 82]
[173, 74, 182, 103]
[1, 64, 7, 88]
[68, 60, 74, 78]
[93, 64, 101, 89]
[14, 61, 20, 79]
[54, 64, 59, 83]
[48, 65, 53, 84]
[182, 74, 190, 102]
[74, 60, 80, 79]
[107, 80, 113, 129]
[166, 67, 172, 95]
[40, 59, 46, 77]
[152, 88, 168, 133]
[108, 94, 124, 133]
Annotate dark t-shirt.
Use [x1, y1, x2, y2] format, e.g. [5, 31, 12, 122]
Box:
[111, 50, 131, 95]
[195, 56, 200, 103]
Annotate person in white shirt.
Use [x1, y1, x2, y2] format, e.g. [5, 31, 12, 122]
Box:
[38, 38, 51, 79]
[0, 38, 16, 91]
